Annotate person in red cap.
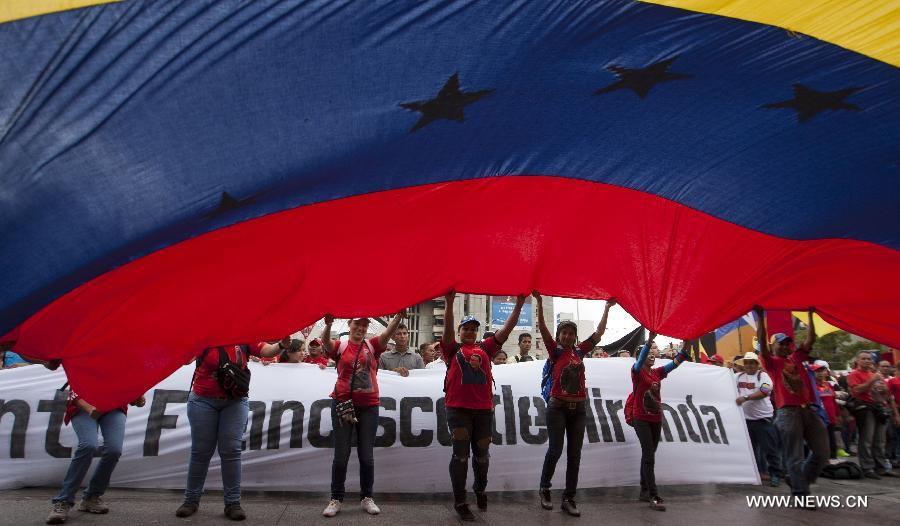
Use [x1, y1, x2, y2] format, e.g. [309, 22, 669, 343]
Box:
[755, 307, 827, 505]
[708, 354, 725, 366]
[304, 338, 329, 368]
[441, 290, 526, 522]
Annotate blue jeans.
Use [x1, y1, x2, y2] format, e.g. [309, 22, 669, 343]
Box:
[330, 401, 378, 501]
[746, 418, 782, 478]
[184, 393, 249, 505]
[774, 406, 828, 496]
[53, 409, 126, 504]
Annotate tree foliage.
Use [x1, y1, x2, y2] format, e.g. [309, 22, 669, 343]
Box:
[794, 329, 887, 370]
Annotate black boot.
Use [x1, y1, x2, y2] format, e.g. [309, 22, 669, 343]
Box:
[455, 503, 476, 522]
[475, 491, 487, 511]
[175, 502, 198, 518]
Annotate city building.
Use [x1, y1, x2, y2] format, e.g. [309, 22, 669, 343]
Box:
[404, 294, 554, 360]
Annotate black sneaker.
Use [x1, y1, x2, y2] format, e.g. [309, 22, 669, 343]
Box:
[649, 496, 666, 511]
[475, 491, 487, 510]
[175, 501, 198, 518]
[864, 471, 882, 480]
[455, 503, 476, 522]
[224, 503, 246, 521]
[561, 499, 581, 517]
[540, 489, 553, 510]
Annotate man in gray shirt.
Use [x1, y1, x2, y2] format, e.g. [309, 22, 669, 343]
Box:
[379, 323, 424, 376]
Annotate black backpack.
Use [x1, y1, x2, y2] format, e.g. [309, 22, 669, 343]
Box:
[192, 345, 251, 399]
[820, 461, 863, 480]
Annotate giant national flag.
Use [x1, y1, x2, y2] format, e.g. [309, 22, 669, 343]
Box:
[1, 0, 898, 409]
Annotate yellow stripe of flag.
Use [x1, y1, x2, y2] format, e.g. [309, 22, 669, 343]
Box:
[1, 0, 120, 24]
[640, 0, 900, 67]
[792, 312, 841, 336]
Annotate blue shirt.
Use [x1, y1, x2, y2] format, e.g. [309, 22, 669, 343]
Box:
[2, 350, 29, 368]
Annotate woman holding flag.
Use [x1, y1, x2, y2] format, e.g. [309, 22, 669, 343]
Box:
[533, 292, 615, 516]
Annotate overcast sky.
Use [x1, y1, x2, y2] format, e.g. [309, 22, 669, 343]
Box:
[553, 297, 679, 347]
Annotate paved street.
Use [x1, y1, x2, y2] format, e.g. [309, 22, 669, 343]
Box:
[2, 473, 898, 525]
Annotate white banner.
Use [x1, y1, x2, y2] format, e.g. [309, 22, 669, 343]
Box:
[0, 359, 757, 492]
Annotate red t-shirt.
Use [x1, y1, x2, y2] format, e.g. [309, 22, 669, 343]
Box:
[192, 343, 263, 398]
[327, 337, 385, 407]
[442, 337, 501, 410]
[816, 382, 839, 425]
[631, 366, 668, 423]
[761, 348, 814, 408]
[888, 376, 900, 403]
[546, 337, 594, 400]
[848, 369, 884, 405]
[303, 354, 329, 366]
[64, 390, 129, 424]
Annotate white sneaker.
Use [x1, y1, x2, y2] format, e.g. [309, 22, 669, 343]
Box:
[360, 497, 381, 515]
[322, 499, 341, 517]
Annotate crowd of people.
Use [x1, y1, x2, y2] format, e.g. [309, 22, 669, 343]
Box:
[2, 297, 898, 523]
[705, 311, 900, 495]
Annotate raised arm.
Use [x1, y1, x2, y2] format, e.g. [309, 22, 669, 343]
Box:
[259, 335, 290, 358]
[633, 331, 656, 372]
[493, 294, 526, 344]
[662, 344, 691, 374]
[321, 314, 335, 357]
[591, 299, 616, 343]
[532, 292, 554, 346]
[797, 308, 816, 353]
[754, 306, 770, 358]
[442, 290, 457, 347]
[377, 311, 408, 349]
